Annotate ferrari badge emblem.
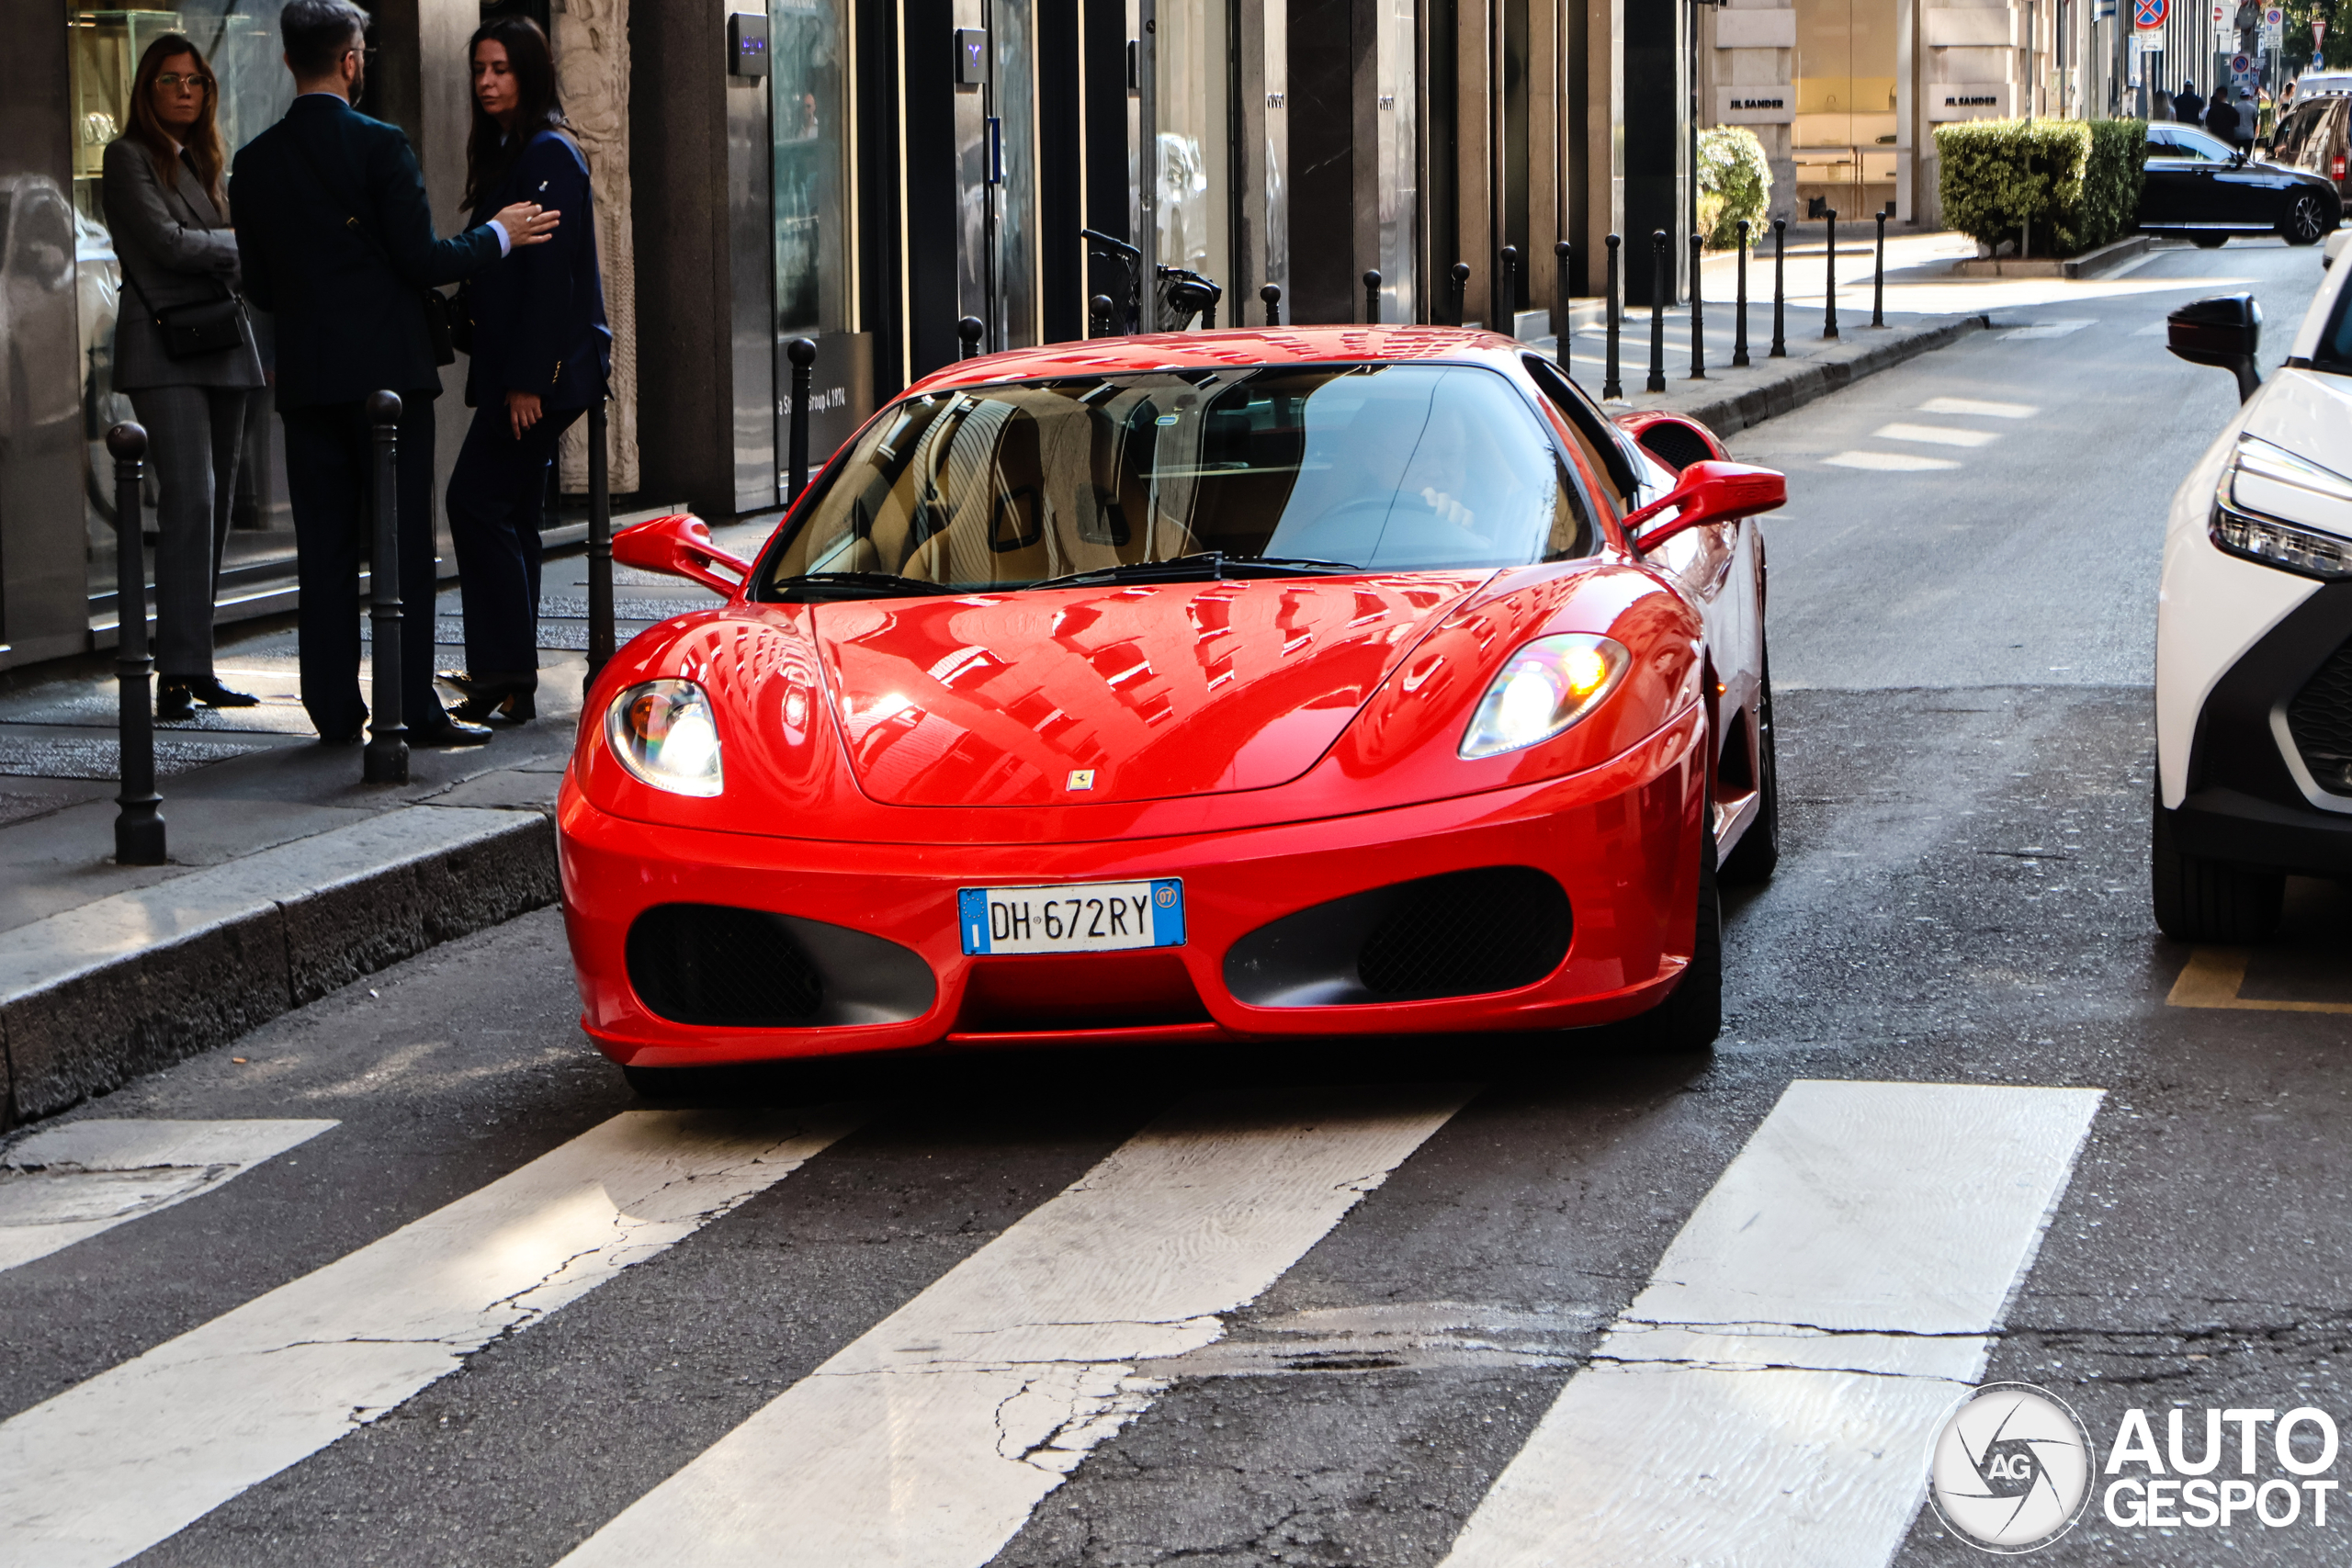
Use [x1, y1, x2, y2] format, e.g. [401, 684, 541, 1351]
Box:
[1067, 770, 1096, 791]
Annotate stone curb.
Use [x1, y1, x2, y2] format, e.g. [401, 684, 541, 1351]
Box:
[1643, 312, 1994, 440]
[0, 807, 558, 1127]
[1948, 233, 2154, 280]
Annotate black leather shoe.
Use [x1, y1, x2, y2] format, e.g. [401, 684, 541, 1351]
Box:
[412, 716, 495, 748]
[155, 679, 196, 722]
[318, 726, 364, 747]
[450, 679, 537, 726]
[184, 676, 260, 708]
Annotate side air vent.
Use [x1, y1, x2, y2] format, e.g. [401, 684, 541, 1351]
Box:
[1225, 867, 1573, 1008]
[1634, 420, 1715, 473]
[2287, 637, 2352, 794]
[626, 904, 935, 1028]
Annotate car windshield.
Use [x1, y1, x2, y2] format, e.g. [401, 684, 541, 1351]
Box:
[2154, 125, 2238, 163]
[756, 362, 1592, 598]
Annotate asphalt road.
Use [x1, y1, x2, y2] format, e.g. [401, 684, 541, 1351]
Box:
[2, 239, 2347, 1568]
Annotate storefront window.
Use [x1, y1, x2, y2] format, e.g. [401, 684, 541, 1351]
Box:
[69, 1, 296, 591]
[1793, 0, 1897, 211]
[990, 0, 1038, 350]
[1153, 0, 1229, 308]
[772, 0, 848, 335]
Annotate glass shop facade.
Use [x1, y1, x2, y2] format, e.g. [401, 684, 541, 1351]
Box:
[0, 0, 1670, 671]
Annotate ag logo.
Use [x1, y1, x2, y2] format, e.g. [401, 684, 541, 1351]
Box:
[1928, 1382, 2095, 1553]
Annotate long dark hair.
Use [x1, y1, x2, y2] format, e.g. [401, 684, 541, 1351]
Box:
[125, 35, 227, 210]
[462, 17, 565, 210]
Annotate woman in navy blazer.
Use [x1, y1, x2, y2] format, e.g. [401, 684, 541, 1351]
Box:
[440, 17, 610, 724]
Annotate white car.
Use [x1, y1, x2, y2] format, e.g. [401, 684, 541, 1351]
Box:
[2154, 261, 2352, 940]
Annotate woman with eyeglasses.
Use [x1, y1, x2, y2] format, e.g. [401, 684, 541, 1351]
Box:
[103, 33, 266, 720]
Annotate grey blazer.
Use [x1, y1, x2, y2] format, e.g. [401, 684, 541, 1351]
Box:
[101, 136, 264, 392]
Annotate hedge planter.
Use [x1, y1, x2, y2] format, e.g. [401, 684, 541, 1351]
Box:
[1936, 118, 2146, 257]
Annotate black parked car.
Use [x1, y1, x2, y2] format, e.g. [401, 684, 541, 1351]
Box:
[2269, 93, 2350, 220]
[2139, 121, 2341, 246]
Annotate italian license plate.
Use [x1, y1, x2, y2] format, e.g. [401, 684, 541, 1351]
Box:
[957, 879, 1186, 956]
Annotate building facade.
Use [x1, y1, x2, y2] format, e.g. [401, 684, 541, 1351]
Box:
[0, 0, 1705, 671]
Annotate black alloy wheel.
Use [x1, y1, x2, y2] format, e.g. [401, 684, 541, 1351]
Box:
[2279, 191, 2332, 246]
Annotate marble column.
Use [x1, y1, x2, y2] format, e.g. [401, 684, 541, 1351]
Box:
[554, 0, 639, 494]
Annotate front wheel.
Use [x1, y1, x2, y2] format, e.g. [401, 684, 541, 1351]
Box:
[2279, 192, 2334, 246]
[2151, 790, 2283, 942]
[1628, 823, 1723, 1054]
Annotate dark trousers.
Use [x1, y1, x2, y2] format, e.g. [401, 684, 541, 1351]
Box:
[126, 386, 252, 680]
[446, 400, 582, 680]
[280, 397, 447, 739]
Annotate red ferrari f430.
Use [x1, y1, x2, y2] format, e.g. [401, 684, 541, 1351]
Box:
[557, 328, 1786, 1089]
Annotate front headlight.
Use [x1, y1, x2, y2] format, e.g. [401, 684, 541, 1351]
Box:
[2211, 437, 2352, 580]
[605, 679, 724, 796]
[1459, 634, 1630, 760]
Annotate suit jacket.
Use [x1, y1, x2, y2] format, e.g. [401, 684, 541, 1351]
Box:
[463, 129, 611, 411]
[101, 137, 264, 392]
[230, 94, 503, 409]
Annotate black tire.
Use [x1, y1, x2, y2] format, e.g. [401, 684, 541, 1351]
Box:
[2151, 789, 2283, 942]
[1629, 821, 1723, 1053]
[2279, 192, 2334, 246]
[2191, 232, 2231, 249]
[1719, 655, 1781, 886]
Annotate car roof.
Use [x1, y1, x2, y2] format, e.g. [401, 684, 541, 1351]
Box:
[901, 326, 1532, 399]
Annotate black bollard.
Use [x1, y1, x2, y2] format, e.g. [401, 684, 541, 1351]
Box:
[1260, 283, 1282, 327]
[1090, 293, 1114, 336]
[1498, 245, 1519, 337]
[1770, 218, 1788, 358]
[1604, 233, 1623, 400]
[786, 337, 815, 504]
[1689, 232, 1705, 379]
[1872, 210, 1887, 329]
[1733, 220, 1752, 368]
[1554, 241, 1574, 377]
[1452, 261, 1470, 327]
[107, 423, 164, 865]
[364, 390, 407, 784]
[958, 315, 984, 358]
[1363, 269, 1382, 325]
[1823, 209, 1839, 340]
[1647, 231, 1668, 394]
[584, 395, 614, 693]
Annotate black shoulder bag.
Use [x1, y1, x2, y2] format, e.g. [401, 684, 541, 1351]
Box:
[289, 132, 460, 367]
[124, 271, 246, 361]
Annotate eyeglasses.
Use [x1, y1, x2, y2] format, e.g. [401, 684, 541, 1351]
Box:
[155, 73, 213, 93]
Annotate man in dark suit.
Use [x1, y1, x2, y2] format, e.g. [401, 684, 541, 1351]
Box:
[231, 0, 558, 746]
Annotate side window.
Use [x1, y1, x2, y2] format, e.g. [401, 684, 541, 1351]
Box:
[1521, 355, 1643, 512]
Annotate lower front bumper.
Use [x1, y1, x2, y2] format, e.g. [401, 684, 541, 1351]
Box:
[2168, 786, 2352, 877]
[558, 719, 1702, 1066]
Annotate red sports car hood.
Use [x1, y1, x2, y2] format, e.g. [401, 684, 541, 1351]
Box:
[810, 576, 1487, 807]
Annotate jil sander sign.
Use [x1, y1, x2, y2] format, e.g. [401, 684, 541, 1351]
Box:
[1929, 83, 2015, 118]
[1714, 86, 1792, 124]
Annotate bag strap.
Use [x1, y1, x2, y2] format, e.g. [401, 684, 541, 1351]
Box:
[120, 265, 235, 325]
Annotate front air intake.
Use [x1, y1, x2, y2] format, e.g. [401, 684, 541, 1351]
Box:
[625, 904, 936, 1029]
[1225, 866, 1573, 1008]
[2287, 637, 2352, 794]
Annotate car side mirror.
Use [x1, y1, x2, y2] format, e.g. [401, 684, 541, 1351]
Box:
[1623, 459, 1788, 554]
[2166, 292, 2264, 402]
[611, 513, 752, 595]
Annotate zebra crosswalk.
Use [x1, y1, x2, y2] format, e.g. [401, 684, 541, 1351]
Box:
[0, 1079, 2104, 1568]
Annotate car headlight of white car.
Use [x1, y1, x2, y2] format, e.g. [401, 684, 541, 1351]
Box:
[2210, 435, 2352, 581]
[606, 679, 725, 796]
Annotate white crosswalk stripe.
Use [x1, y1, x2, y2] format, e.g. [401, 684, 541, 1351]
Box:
[0, 1119, 335, 1275]
[0, 1108, 857, 1568]
[556, 1086, 1471, 1568]
[1439, 1079, 2102, 1567]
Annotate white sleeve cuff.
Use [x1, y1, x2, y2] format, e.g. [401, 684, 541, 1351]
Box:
[488, 219, 513, 256]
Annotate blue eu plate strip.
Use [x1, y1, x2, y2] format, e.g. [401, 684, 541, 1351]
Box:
[1148, 879, 1186, 946]
[958, 888, 992, 955]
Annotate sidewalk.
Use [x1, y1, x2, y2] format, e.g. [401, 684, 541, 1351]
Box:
[0, 514, 769, 1124]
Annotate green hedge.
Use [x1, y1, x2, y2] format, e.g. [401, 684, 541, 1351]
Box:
[1935, 118, 2146, 256]
[1698, 127, 1772, 250]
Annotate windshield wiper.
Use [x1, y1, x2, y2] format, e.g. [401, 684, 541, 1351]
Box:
[1027, 552, 1363, 591]
[770, 570, 961, 602]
